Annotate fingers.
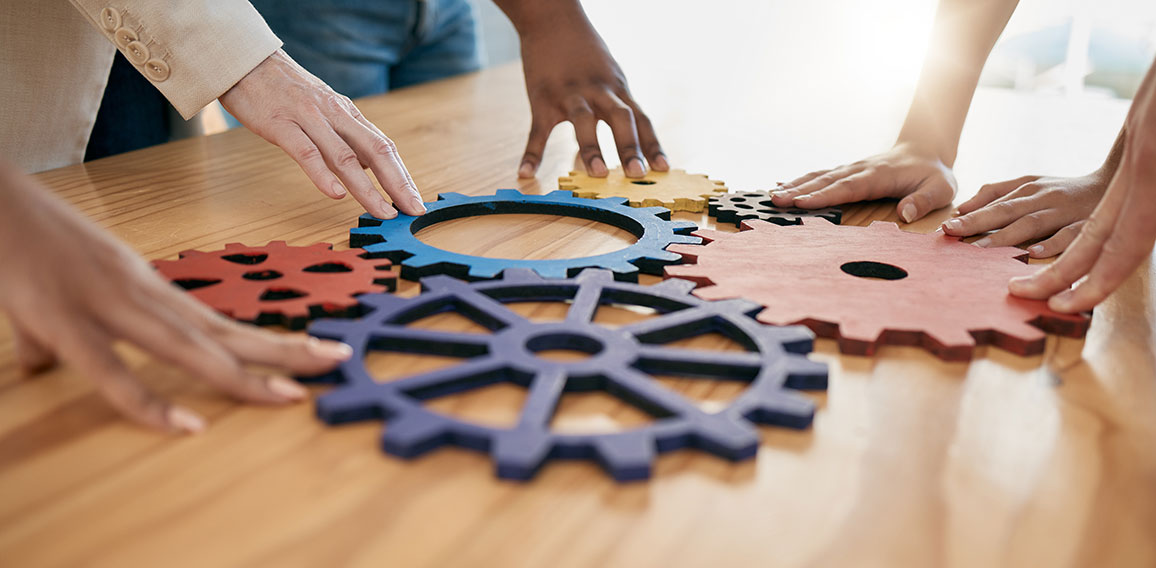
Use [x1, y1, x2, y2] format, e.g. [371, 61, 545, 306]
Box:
[519, 114, 557, 179]
[782, 169, 830, 189]
[10, 323, 56, 374]
[57, 320, 202, 433]
[770, 166, 862, 207]
[896, 174, 956, 223]
[564, 96, 608, 177]
[335, 111, 426, 217]
[100, 292, 307, 405]
[1008, 215, 1112, 301]
[968, 210, 1065, 248]
[301, 120, 397, 220]
[942, 197, 1046, 239]
[630, 102, 668, 171]
[146, 281, 352, 376]
[206, 316, 353, 377]
[593, 91, 646, 178]
[270, 124, 348, 201]
[956, 175, 1038, 215]
[1027, 221, 1084, 258]
[1047, 227, 1151, 312]
[792, 171, 876, 209]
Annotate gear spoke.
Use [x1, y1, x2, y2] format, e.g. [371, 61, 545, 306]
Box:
[565, 280, 604, 323]
[603, 367, 716, 421]
[516, 367, 568, 427]
[634, 345, 762, 380]
[367, 327, 491, 357]
[385, 357, 510, 401]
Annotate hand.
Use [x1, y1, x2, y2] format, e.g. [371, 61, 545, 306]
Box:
[771, 143, 957, 222]
[941, 171, 1110, 257]
[220, 49, 424, 220]
[513, 4, 667, 179]
[0, 161, 353, 432]
[1009, 64, 1156, 313]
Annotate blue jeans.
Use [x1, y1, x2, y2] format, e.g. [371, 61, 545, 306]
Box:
[250, 0, 483, 97]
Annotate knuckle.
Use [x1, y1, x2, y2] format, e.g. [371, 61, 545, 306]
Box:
[291, 143, 322, 163]
[610, 106, 634, 123]
[371, 136, 398, 157]
[335, 149, 362, 169]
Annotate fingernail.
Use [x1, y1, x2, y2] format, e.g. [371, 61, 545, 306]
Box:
[168, 406, 206, 434]
[307, 337, 353, 360]
[331, 182, 347, 198]
[900, 204, 917, 223]
[974, 237, 992, 248]
[942, 219, 962, 232]
[409, 193, 427, 214]
[269, 376, 308, 400]
[590, 156, 608, 177]
[624, 158, 645, 178]
[652, 154, 670, 171]
[770, 190, 794, 199]
[518, 162, 536, 178]
[1028, 244, 1045, 256]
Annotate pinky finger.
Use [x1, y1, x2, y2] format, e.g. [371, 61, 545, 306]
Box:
[1026, 221, 1084, 258]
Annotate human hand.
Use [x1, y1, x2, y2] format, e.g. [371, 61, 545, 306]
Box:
[220, 49, 424, 220]
[1008, 65, 1156, 313]
[0, 161, 353, 432]
[941, 171, 1110, 257]
[770, 143, 957, 223]
[513, 2, 667, 179]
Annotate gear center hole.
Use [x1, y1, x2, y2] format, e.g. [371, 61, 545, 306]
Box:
[526, 333, 604, 362]
[840, 261, 908, 281]
[416, 214, 638, 260]
[629, 180, 656, 185]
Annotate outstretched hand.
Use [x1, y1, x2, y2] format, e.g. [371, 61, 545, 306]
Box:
[1008, 61, 1156, 313]
[771, 143, 957, 223]
[220, 49, 425, 220]
[512, 2, 667, 179]
[0, 161, 352, 432]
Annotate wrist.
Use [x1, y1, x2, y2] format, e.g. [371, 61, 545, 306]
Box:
[498, 0, 589, 42]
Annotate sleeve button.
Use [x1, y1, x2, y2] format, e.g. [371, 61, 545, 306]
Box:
[144, 59, 171, 82]
[100, 8, 121, 32]
[125, 40, 150, 65]
[113, 27, 138, 49]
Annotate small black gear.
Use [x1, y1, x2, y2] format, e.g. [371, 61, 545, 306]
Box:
[709, 191, 842, 228]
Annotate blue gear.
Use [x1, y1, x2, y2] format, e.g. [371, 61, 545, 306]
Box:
[349, 189, 702, 281]
[303, 268, 828, 482]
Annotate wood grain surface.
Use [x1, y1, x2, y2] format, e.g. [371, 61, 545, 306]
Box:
[1, 62, 1154, 568]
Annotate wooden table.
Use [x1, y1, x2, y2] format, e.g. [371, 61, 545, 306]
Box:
[2, 62, 1154, 568]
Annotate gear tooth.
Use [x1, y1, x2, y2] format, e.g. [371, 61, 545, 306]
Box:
[493, 189, 524, 199]
[713, 297, 762, 316]
[500, 268, 543, 282]
[652, 276, 699, 294]
[691, 229, 730, 244]
[575, 268, 614, 282]
[609, 262, 642, 279]
[401, 253, 442, 268]
[670, 220, 699, 233]
[743, 390, 816, 429]
[316, 385, 385, 423]
[645, 250, 682, 263]
[662, 265, 704, 281]
[783, 355, 828, 390]
[493, 431, 554, 481]
[761, 325, 816, 354]
[867, 220, 899, 231]
[381, 412, 454, 458]
[593, 432, 655, 481]
[420, 274, 468, 291]
[671, 234, 703, 245]
[739, 219, 777, 232]
[639, 206, 670, 218]
[437, 192, 468, 202]
[598, 196, 630, 206]
[546, 189, 575, 199]
[469, 264, 506, 280]
[689, 414, 760, 460]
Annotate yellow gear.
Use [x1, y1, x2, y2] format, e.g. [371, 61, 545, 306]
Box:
[558, 168, 727, 213]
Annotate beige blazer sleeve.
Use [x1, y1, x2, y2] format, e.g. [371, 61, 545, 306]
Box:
[69, 0, 283, 119]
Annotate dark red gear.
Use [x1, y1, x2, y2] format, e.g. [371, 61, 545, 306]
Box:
[153, 241, 396, 329]
[664, 219, 1090, 361]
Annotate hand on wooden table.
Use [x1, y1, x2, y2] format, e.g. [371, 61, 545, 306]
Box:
[501, 0, 668, 179]
[220, 49, 425, 220]
[0, 159, 354, 433]
[770, 142, 958, 223]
